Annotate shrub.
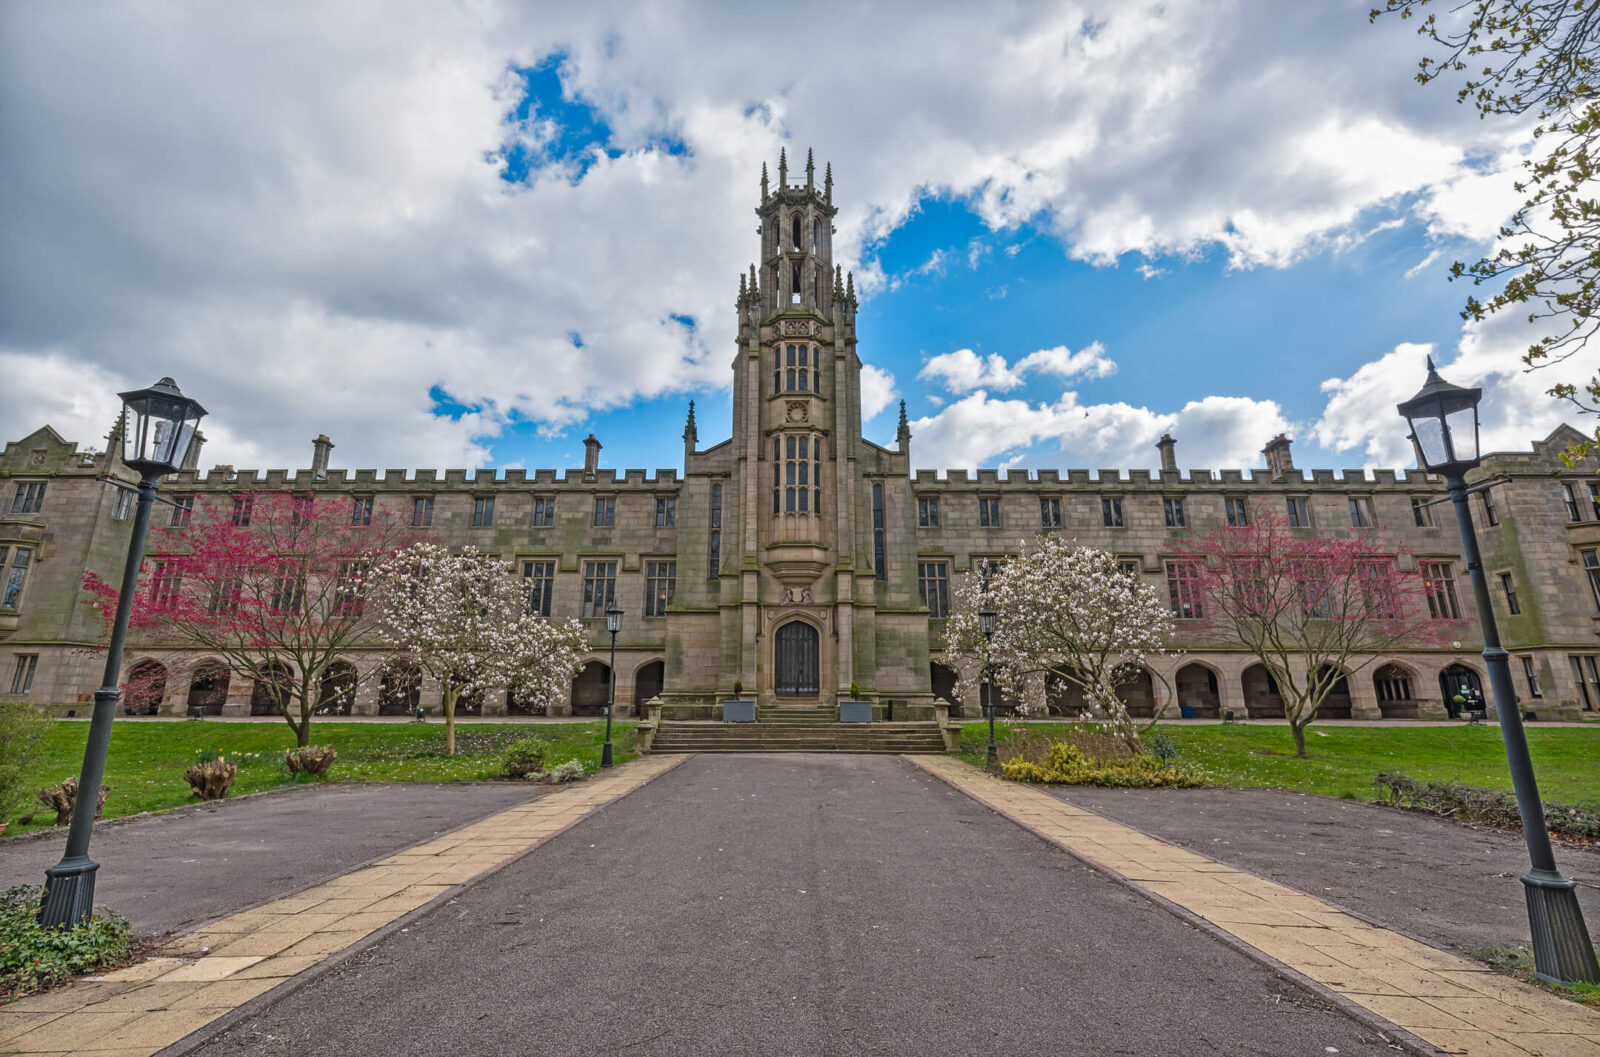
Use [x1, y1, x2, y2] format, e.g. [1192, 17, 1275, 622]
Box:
[999, 738, 1206, 788]
[0, 704, 48, 825]
[502, 737, 549, 780]
[732, 679, 744, 695]
[849, 680, 863, 700]
[183, 757, 237, 800]
[0, 885, 133, 997]
[285, 745, 338, 777]
[1374, 772, 1600, 844]
[547, 759, 586, 783]
[35, 778, 110, 826]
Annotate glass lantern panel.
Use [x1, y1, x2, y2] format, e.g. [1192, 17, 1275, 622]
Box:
[1444, 406, 1479, 464]
[1412, 414, 1447, 468]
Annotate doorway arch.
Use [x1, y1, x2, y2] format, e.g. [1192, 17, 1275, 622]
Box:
[378, 662, 421, 716]
[1174, 663, 1221, 718]
[318, 661, 358, 715]
[571, 662, 611, 716]
[633, 660, 664, 716]
[123, 660, 168, 716]
[250, 661, 294, 716]
[774, 621, 820, 697]
[1440, 663, 1484, 718]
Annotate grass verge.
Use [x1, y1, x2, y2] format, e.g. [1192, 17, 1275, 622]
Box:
[956, 721, 1600, 803]
[8, 719, 637, 836]
[1471, 945, 1600, 1008]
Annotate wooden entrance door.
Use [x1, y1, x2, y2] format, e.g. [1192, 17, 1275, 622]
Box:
[774, 621, 819, 697]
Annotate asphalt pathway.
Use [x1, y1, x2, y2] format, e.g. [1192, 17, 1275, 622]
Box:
[0, 783, 544, 935]
[1053, 786, 1600, 958]
[194, 755, 1396, 1057]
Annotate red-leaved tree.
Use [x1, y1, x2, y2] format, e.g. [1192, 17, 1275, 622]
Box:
[84, 491, 416, 745]
[1187, 510, 1462, 757]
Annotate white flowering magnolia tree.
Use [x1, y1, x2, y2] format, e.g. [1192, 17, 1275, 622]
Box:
[368, 543, 588, 756]
[945, 538, 1176, 754]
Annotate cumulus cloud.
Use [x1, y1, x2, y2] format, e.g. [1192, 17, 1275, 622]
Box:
[859, 364, 898, 422]
[920, 343, 1116, 394]
[0, 1, 1531, 468]
[912, 389, 1289, 472]
[1312, 314, 1595, 468]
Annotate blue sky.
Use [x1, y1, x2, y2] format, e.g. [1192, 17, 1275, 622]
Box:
[1, 2, 1582, 477]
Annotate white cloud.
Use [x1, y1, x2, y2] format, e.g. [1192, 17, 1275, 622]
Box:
[0, 1, 1534, 467]
[859, 364, 898, 421]
[911, 389, 1289, 472]
[920, 343, 1116, 394]
[1312, 314, 1595, 468]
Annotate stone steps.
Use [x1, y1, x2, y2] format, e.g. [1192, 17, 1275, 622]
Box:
[651, 720, 948, 755]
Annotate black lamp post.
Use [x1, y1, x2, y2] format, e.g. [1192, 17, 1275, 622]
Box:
[979, 604, 998, 770]
[601, 598, 622, 768]
[41, 378, 206, 928]
[1398, 357, 1599, 984]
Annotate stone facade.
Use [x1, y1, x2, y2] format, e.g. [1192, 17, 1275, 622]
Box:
[3, 153, 1600, 722]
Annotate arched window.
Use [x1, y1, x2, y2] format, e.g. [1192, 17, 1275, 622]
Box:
[791, 262, 802, 304]
[791, 213, 802, 251]
[811, 218, 820, 251]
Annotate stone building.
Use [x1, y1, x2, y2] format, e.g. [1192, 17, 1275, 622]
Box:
[3, 152, 1599, 723]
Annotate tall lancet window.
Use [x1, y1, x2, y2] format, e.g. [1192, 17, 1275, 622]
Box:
[791, 262, 802, 304]
[791, 213, 803, 251]
[773, 433, 824, 515]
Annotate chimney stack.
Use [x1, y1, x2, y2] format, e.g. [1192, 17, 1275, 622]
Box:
[1156, 433, 1178, 474]
[311, 435, 334, 480]
[1262, 434, 1294, 481]
[181, 429, 205, 471]
[583, 433, 602, 482]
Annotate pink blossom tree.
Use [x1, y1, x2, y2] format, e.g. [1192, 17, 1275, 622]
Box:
[1188, 510, 1460, 757]
[945, 537, 1176, 754]
[367, 543, 588, 756]
[83, 491, 414, 745]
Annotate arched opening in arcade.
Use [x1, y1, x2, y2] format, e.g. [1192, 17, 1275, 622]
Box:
[186, 662, 230, 716]
[571, 662, 611, 716]
[1116, 667, 1157, 718]
[249, 662, 295, 717]
[378, 662, 422, 716]
[1315, 665, 1353, 720]
[317, 661, 358, 716]
[1373, 663, 1418, 719]
[633, 660, 665, 716]
[123, 660, 167, 716]
[1242, 664, 1286, 718]
[1174, 663, 1221, 719]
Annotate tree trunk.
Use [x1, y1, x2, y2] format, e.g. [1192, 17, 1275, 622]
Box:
[1291, 720, 1307, 758]
[442, 686, 458, 756]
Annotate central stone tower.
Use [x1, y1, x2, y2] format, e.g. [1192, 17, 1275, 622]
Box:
[673, 150, 931, 709]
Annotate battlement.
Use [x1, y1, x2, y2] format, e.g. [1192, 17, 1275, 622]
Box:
[169, 466, 685, 489]
[909, 466, 1436, 489]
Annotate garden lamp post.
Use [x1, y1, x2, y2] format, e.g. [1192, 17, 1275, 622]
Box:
[41, 378, 206, 928]
[601, 598, 623, 768]
[1398, 357, 1598, 984]
[979, 604, 998, 770]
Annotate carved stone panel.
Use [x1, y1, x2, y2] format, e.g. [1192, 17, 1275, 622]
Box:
[785, 401, 809, 424]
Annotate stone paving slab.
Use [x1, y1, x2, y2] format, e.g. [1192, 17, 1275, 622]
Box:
[913, 756, 1600, 1057]
[0, 755, 685, 1056]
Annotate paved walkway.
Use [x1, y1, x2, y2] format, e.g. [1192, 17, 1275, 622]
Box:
[0, 755, 683, 1056]
[1052, 786, 1600, 960]
[4, 754, 1598, 1056]
[0, 784, 549, 935]
[915, 756, 1600, 1057]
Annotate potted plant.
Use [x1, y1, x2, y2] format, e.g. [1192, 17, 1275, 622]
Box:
[839, 681, 871, 723]
[723, 679, 755, 723]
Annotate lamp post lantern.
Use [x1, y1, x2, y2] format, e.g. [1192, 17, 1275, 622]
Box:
[979, 604, 998, 770]
[1398, 357, 1598, 984]
[40, 378, 206, 928]
[601, 599, 623, 768]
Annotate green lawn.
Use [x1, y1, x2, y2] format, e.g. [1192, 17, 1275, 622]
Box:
[8, 719, 637, 836]
[958, 722, 1600, 803]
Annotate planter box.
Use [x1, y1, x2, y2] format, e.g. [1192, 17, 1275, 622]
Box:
[722, 699, 757, 723]
[838, 700, 872, 723]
